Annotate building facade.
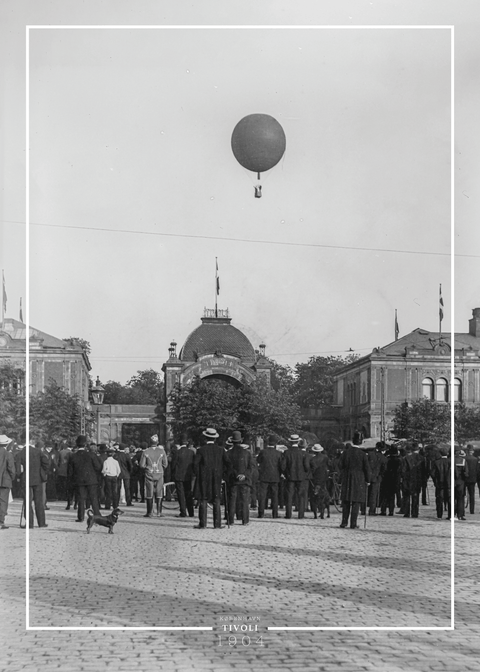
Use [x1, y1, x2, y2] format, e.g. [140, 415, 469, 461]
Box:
[162, 308, 272, 443]
[0, 318, 91, 401]
[332, 308, 480, 442]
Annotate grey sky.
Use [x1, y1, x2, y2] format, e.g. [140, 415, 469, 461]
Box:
[1, 2, 478, 384]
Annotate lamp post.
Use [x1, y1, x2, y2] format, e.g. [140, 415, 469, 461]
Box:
[91, 376, 105, 445]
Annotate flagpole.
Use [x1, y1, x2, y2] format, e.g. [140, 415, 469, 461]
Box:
[215, 258, 218, 318]
[395, 309, 398, 341]
[439, 283, 443, 340]
[1, 270, 4, 328]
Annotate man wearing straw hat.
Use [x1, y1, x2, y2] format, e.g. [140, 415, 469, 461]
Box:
[193, 428, 226, 529]
[224, 431, 253, 526]
[0, 435, 15, 530]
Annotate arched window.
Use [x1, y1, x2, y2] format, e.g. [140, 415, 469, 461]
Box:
[436, 378, 448, 402]
[453, 378, 462, 402]
[422, 377, 434, 400]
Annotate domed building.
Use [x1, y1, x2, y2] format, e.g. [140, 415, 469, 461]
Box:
[162, 308, 272, 441]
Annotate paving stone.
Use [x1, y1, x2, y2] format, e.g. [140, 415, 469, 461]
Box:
[0, 496, 479, 670]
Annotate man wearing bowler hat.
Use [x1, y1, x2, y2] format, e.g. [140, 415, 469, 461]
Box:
[171, 433, 195, 518]
[257, 435, 285, 518]
[284, 433, 311, 519]
[18, 440, 50, 528]
[225, 431, 253, 525]
[67, 435, 102, 522]
[339, 440, 371, 529]
[193, 428, 227, 529]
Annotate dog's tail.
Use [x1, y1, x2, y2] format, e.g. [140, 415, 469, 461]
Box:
[86, 509, 94, 519]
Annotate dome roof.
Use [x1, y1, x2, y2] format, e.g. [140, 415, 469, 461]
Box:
[180, 317, 256, 362]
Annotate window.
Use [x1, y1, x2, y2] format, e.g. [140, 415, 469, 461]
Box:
[422, 377, 434, 400]
[436, 378, 448, 402]
[453, 378, 462, 402]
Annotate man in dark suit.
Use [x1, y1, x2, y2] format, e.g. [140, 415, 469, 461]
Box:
[431, 446, 451, 519]
[18, 440, 50, 528]
[0, 435, 16, 530]
[193, 427, 227, 529]
[339, 440, 371, 529]
[257, 435, 285, 518]
[284, 433, 310, 519]
[465, 445, 478, 514]
[114, 443, 133, 506]
[67, 435, 102, 522]
[366, 444, 387, 515]
[171, 435, 195, 518]
[401, 443, 426, 518]
[225, 431, 253, 526]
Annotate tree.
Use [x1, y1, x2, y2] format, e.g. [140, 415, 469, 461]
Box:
[0, 362, 26, 441]
[29, 381, 91, 445]
[454, 403, 480, 446]
[63, 337, 91, 355]
[168, 375, 302, 445]
[392, 400, 451, 444]
[268, 359, 295, 392]
[292, 354, 359, 408]
[237, 377, 302, 443]
[102, 369, 164, 405]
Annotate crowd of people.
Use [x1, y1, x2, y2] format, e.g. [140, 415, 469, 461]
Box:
[0, 429, 478, 531]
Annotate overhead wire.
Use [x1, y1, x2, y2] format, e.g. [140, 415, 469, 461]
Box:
[2, 218, 465, 257]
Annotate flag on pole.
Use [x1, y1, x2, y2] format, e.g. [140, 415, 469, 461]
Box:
[2, 271, 6, 314]
[439, 284, 444, 323]
[19, 297, 23, 323]
[216, 259, 220, 295]
[394, 309, 399, 341]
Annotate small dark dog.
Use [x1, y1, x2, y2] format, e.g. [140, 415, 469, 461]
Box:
[86, 508, 124, 534]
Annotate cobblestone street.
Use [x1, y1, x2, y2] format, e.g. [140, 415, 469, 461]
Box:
[1, 495, 479, 671]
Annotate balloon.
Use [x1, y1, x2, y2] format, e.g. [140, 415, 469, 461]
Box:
[231, 114, 286, 176]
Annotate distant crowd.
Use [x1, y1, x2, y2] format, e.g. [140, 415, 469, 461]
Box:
[0, 429, 478, 531]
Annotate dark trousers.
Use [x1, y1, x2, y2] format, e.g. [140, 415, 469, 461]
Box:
[258, 481, 279, 517]
[466, 483, 476, 513]
[454, 483, 465, 518]
[77, 484, 100, 521]
[435, 487, 451, 518]
[117, 477, 131, 505]
[27, 484, 46, 528]
[228, 484, 250, 524]
[380, 486, 396, 515]
[56, 475, 68, 501]
[286, 480, 308, 518]
[66, 478, 76, 507]
[130, 474, 139, 500]
[198, 497, 221, 528]
[341, 500, 360, 528]
[403, 490, 420, 517]
[139, 473, 145, 502]
[104, 476, 119, 509]
[175, 480, 194, 517]
[368, 481, 381, 514]
[0, 487, 10, 525]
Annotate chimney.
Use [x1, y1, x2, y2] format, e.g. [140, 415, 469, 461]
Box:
[469, 308, 480, 337]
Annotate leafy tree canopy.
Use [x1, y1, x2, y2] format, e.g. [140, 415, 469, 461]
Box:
[292, 354, 359, 408]
[29, 381, 90, 445]
[168, 375, 302, 445]
[0, 362, 26, 441]
[63, 337, 91, 355]
[392, 399, 451, 445]
[102, 368, 164, 405]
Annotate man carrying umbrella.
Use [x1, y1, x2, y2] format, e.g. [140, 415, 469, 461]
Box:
[193, 428, 227, 529]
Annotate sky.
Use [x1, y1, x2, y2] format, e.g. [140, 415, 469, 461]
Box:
[1, 1, 479, 384]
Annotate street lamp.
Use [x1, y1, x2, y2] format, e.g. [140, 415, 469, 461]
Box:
[91, 376, 105, 444]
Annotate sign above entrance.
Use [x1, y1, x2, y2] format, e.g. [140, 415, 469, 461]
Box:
[181, 354, 256, 386]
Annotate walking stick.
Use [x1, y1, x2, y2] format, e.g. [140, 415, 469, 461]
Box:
[364, 486, 368, 529]
[224, 480, 230, 529]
